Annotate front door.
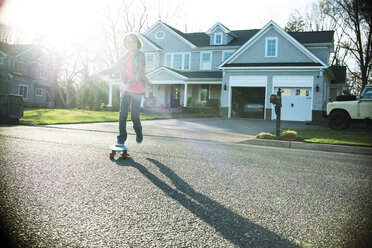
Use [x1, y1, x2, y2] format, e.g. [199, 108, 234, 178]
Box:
[170, 85, 180, 108]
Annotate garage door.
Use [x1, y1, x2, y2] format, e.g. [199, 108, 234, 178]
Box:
[232, 87, 265, 118]
[272, 88, 312, 121]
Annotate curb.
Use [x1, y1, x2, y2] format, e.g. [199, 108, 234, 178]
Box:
[240, 138, 372, 156]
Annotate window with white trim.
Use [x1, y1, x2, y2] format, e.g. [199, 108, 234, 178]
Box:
[214, 33, 223, 45]
[36, 88, 43, 96]
[145, 53, 155, 70]
[222, 50, 234, 61]
[19, 84, 28, 99]
[200, 52, 212, 70]
[265, 37, 278, 57]
[183, 54, 190, 70]
[165, 54, 172, 67]
[173, 54, 182, 70]
[14, 61, 24, 74]
[165, 53, 191, 70]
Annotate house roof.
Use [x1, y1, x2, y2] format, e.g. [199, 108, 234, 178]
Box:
[140, 34, 164, 51]
[223, 62, 324, 67]
[167, 68, 222, 79]
[150, 23, 334, 48]
[0, 42, 34, 56]
[289, 31, 334, 44]
[206, 22, 239, 38]
[147, 67, 222, 80]
[330, 66, 346, 84]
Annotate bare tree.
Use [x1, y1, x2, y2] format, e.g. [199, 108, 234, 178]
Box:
[0, 23, 22, 44]
[323, 0, 371, 92]
[285, 0, 371, 94]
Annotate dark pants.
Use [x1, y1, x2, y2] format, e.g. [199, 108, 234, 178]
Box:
[117, 91, 143, 143]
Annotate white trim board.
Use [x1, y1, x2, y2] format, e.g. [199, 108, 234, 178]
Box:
[272, 76, 314, 88]
[229, 76, 268, 87]
[150, 80, 185, 85]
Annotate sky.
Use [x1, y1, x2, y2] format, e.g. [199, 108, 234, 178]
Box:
[0, 0, 316, 51]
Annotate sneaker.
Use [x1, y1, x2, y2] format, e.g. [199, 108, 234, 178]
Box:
[115, 141, 125, 147]
[136, 132, 143, 143]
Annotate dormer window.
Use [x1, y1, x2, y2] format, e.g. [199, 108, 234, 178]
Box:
[214, 33, 223, 45]
[265, 37, 278, 57]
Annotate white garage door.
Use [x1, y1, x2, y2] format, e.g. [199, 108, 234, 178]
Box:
[272, 88, 312, 121]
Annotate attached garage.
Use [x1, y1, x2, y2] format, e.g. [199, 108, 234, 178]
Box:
[231, 87, 265, 118]
[229, 76, 267, 119]
[272, 76, 313, 122]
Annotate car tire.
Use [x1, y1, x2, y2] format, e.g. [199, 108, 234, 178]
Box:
[328, 111, 350, 130]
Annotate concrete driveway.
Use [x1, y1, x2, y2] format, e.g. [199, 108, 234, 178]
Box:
[47, 118, 328, 143]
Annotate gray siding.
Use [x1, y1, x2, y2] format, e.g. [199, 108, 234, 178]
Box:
[233, 28, 313, 64]
[212, 51, 222, 71]
[146, 26, 191, 52]
[307, 47, 329, 64]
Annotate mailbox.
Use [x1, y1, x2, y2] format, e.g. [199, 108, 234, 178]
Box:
[270, 94, 281, 105]
[270, 94, 277, 104]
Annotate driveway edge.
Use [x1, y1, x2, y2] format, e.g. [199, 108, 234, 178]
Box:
[240, 138, 372, 155]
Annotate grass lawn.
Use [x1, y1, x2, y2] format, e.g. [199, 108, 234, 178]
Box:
[20, 108, 219, 125]
[292, 129, 372, 147]
[259, 128, 372, 147]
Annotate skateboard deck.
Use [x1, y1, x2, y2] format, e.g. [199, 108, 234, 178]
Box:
[109, 144, 128, 159]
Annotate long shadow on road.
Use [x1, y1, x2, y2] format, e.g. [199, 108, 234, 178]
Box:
[115, 157, 298, 247]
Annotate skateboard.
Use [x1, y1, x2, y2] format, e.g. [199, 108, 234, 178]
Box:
[109, 144, 128, 159]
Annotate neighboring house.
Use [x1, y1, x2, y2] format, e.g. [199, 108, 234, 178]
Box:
[107, 20, 346, 122]
[0, 42, 55, 108]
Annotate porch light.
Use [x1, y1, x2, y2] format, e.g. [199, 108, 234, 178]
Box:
[316, 84, 319, 92]
[224, 83, 227, 91]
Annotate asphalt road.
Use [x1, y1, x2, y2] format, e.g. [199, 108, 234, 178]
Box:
[0, 124, 371, 247]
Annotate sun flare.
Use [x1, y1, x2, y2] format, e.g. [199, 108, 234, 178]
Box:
[0, 0, 101, 50]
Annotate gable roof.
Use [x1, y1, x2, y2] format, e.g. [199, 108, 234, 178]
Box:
[147, 67, 188, 80]
[219, 20, 328, 69]
[140, 34, 164, 51]
[144, 21, 197, 48]
[0, 42, 42, 61]
[206, 22, 239, 38]
[0, 42, 32, 56]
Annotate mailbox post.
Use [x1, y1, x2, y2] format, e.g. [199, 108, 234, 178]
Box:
[270, 88, 282, 137]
